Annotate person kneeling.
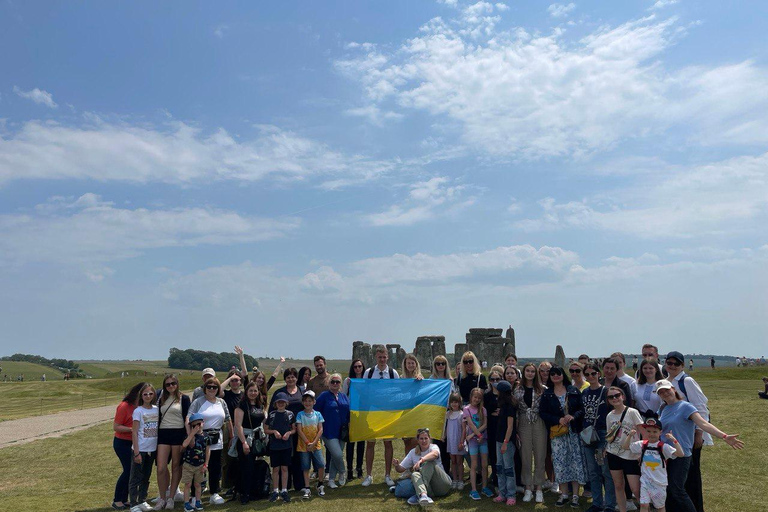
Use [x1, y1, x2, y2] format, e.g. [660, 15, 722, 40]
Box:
[393, 428, 452, 508]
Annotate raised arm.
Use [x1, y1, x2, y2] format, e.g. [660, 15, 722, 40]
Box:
[690, 412, 744, 449]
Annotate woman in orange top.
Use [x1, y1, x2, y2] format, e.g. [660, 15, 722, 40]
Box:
[112, 382, 147, 510]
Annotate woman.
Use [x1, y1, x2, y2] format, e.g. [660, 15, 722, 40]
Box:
[634, 359, 663, 418]
[155, 374, 191, 510]
[455, 351, 487, 405]
[504, 364, 524, 490]
[235, 381, 265, 504]
[262, 356, 284, 391]
[504, 353, 518, 368]
[344, 359, 366, 480]
[189, 377, 233, 506]
[604, 386, 643, 512]
[269, 367, 305, 492]
[219, 368, 245, 498]
[515, 362, 547, 503]
[657, 380, 744, 512]
[429, 354, 455, 474]
[580, 363, 616, 512]
[484, 366, 504, 488]
[297, 366, 312, 393]
[252, 370, 269, 398]
[569, 361, 589, 391]
[393, 427, 453, 506]
[112, 382, 145, 510]
[537, 361, 556, 492]
[400, 354, 424, 454]
[539, 365, 586, 509]
[315, 373, 351, 488]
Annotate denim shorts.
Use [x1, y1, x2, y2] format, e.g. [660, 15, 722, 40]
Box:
[300, 449, 324, 471]
[466, 438, 488, 456]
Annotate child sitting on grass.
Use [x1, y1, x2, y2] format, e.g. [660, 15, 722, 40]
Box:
[621, 418, 683, 512]
[181, 414, 209, 512]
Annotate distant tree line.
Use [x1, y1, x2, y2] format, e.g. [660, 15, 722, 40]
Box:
[168, 348, 258, 372]
[0, 353, 79, 373]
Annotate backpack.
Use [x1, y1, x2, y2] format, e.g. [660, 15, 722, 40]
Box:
[641, 440, 666, 469]
[366, 366, 395, 379]
[677, 373, 711, 419]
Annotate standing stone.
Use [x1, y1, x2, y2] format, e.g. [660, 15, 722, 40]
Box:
[414, 337, 433, 370]
[431, 338, 446, 361]
[352, 341, 373, 370]
[396, 347, 407, 370]
[554, 345, 566, 368]
[454, 343, 468, 365]
[386, 344, 402, 369]
[505, 325, 516, 356]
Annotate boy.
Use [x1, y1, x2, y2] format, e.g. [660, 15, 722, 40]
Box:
[621, 418, 683, 512]
[296, 390, 326, 498]
[181, 413, 209, 512]
[361, 345, 399, 486]
[264, 392, 296, 503]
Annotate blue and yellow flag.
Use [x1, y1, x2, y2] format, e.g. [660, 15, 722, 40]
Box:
[348, 379, 451, 442]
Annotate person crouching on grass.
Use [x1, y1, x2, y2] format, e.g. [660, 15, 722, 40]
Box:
[393, 427, 453, 507]
[620, 418, 683, 512]
[181, 414, 209, 512]
[264, 393, 296, 503]
[296, 390, 326, 499]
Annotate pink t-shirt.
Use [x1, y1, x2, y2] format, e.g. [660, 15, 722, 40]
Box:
[462, 405, 487, 437]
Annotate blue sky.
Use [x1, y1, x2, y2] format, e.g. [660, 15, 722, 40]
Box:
[1, 0, 766, 361]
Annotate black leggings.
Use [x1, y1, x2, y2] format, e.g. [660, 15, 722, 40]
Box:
[113, 437, 133, 504]
[346, 440, 365, 474]
[208, 449, 223, 494]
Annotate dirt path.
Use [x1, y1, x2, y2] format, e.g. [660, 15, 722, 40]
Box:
[0, 403, 117, 448]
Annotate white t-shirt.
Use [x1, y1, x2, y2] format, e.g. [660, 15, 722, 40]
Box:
[401, 443, 441, 470]
[618, 373, 638, 399]
[132, 405, 159, 453]
[189, 398, 230, 450]
[633, 382, 662, 416]
[362, 365, 400, 379]
[629, 440, 678, 485]
[606, 407, 643, 459]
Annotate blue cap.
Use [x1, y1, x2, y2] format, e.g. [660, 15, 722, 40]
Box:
[274, 392, 289, 403]
[188, 413, 204, 424]
[495, 380, 512, 393]
[666, 351, 685, 363]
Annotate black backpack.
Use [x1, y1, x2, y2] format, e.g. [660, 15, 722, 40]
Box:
[641, 440, 667, 469]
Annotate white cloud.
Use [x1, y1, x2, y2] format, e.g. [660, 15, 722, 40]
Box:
[0, 120, 396, 186]
[213, 24, 229, 38]
[13, 86, 57, 108]
[650, 0, 678, 10]
[337, 13, 768, 158]
[547, 3, 576, 18]
[365, 176, 475, 226]
[344, 105, 404, 125]
[0, 194, 299, 267]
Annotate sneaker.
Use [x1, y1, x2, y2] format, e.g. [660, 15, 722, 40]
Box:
[324, 473, 330, 483]
[361, 475, 373, 487]
[469, 490, 481, 500]
[522, 490, 532, 503]
[506, 498, 516, 506]
[139, 503, 152, 512]
[551, 482, 561, 494]
[302, 488, 311, 499]
[131, 506, 143, 512]
[152, 502, 165, 512]
[481, 487, 494, 498]
[339, 471, 347, 485]
[174, 490, 184, 502]
[208, 494, 225, 506]
[269, 492, 279, 503]
[419, 494, 434, 508]
[456, 481, 465, 491]
[222, 489, 234, 499]
[164, 499, 174, 510]
[542, 480, 552, 490]
[317, 484, 325, 497]
[281, 491, 291, 503]
[450, 481, 458, 490]
[556, 494, 569, 507]
[626, 501, 638, 511]
[570, 495, 580, 508]
[328, 480, 338, 489]
[194, 501, 203, 511]
[385, 474, 395, 487]
[494, 495, 506, 503]
[183, 505, 194, 512]
[535, 490, 544, 503]
[407, 495, 420, 506]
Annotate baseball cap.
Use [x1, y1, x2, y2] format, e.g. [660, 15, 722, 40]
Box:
[188, 413, 204, 425]
[665, 351, 684, 364]
[202, 367, 215, 377]
[642, 417, 663, 430]
[495, 380, 512, 393]
[274, 392, 289, 403]
[302, 390, 316, 399]
[654, 379, 674, 393]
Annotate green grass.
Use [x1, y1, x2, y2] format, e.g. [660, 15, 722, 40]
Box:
[0, 366, 764, 511]
[0, 360, 63, 381]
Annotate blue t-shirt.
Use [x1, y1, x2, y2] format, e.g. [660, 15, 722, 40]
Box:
[183, 433, 207, 466]
[659, 400, 698, 457]
[265, 409, 295, 451]
[314, 391, 350, 440]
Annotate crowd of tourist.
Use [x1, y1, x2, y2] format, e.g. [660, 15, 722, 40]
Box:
[111, 344, 743, 512]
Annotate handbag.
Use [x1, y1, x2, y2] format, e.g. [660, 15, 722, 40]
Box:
[605, 407, 628, 443]
[204, 428, 221, 445]
[251, 426, 269, 457]
[340, 423, 350, 443]
[548, 392, 569, 439]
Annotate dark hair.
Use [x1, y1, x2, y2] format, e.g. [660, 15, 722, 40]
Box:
[243, 381, 263, 407]
[611, 352, 626, 365]
[296, 366, 310, 383]
[348, 359, 364, 379]
[123, 381, 148, 405]
[284, 367, 299, 380]
[504, 353, 517, 363]
[578, 354, 590, 360]
[584, 363, 601, 375]
[602, 357, 618, 369]
[637, 359, 663, 384]
[497, 384, 514, 407]
[546, 365, 572, 388]
[642, 343, 659, 353]
[204, 377, 221, 393]
[313, 355, 326, 364]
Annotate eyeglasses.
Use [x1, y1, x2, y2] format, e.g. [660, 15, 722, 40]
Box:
[164, 382, 178, 388]
[353, 365, 363, 369]
[584, 371, 598, 377]
[205, 385, 219, 390]
[463, 360, 474, 364]
[142, 392, 155, 396]
[434, 362, 446, 366]
[666, 360, 682, 367]
[330, 380, 341, 384]
[569, 368, 582, 374]
[607, 393, 622, 400]
[489, 377, 501, 382]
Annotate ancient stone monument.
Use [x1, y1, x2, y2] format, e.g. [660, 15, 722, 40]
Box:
[554, 345, 566, 368]
[414, 336, 445, 371]
[505, 325, 516, 355]
[352, 340, 373, 370]
[386, 343, 406, 369]
[454, 328, 516, 367]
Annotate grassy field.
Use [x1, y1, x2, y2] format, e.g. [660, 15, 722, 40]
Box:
[0, 360, 64, 381]
[0, 365, 764, 511]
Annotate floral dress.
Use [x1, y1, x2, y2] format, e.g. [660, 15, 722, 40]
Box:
[551, 394, 587, 484]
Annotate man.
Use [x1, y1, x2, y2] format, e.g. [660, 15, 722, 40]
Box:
[664, 351, 710, 512]
[710, 356, 715, 369]
[361, 345, 400, 487]
[636, 344, 666, 378]
[611, 352, 637, 405]
[601, 358, 632, 407]
[307, 355, 330, 395]
[192, 368, 216, 401]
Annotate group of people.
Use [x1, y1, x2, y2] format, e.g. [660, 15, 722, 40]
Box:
[112, 344, 743, 512]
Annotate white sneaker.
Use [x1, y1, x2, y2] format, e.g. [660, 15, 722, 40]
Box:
[152, 499, 166, 511]
[328, 480, 338, 489]
[338, 473, 347, 486]
[385, 474, 395, 486]
[419, 494, 434, 508]
[522, 490, 532, 502]
[456, 481, 465, 491]
[209, 493, 225, 505]
[138, 503, 152, 512]
[164, 498, 174, 510]
[174, 490, 184, 502]
[361, 475, 373, 487]
[550, 482, 561, 494]
[131, 506, 143, 512]
[302, 488, 311, 499]
[324, 473, 330, 482]
[151, 496, 161, 504]
[626, 500, 638, 511]
[535, 490, 544, 503]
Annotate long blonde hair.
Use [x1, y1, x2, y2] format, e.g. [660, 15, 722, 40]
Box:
[402, 353, 423, 379]
[459, 351, 481, 378]
[429, 355, 453, 380]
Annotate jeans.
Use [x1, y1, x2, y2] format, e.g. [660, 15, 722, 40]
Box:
[495, 442, 517, 499]
[346, 440, 365, 475]
[666, 456, 697, 512]
[129, 451, 156, 506]
[323, 437, 345, 481]
[113, 437, 133, 504]
[581, 431, 616, 510]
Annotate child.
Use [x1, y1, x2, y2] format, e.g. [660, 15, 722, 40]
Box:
[264, 392, 296, 503]
[444, 394, 465, 490]
[296, 390, 325, 499]
[493, 380, 517, 506]
[621, 418, 683, 512]
[130, 384, 158, 512]
[181, 414, 209, 512]
[463, 387, 493, 500]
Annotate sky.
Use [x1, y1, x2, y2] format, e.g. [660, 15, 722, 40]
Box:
[1, 1, 766, 361]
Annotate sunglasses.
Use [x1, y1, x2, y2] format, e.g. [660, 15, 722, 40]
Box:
[549, 370, 562, 376]
[353, 365, 363, 368]
[569, 368, 582, 373]
[417, 427, 430, 435]
[330, 380, 341, 384]
[463, 360, 474, 364]
[434, 362, 446, 366]
[489, 377, 501, 382]
[584, 371, 598, 377]
[666, 360, 682, 367]
[142, 392, 155, 396]
[607, 393, 622, 400]
[230, 378, 241, 382]
[205, 385, 219, 390]
[164, 382, 178, 388]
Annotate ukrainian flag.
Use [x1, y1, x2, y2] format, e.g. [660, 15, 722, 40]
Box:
[348, 379, 451, 442]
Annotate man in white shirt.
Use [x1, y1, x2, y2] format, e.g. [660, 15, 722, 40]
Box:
[611, 352, 638, 405]
[361, 345, 400, 487]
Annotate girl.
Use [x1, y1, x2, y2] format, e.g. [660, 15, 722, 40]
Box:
[515, 362, 547, 503]
[484, 366, 504, 488]
[444, 394, 465, 489]
[344, 359, 366, 480]
[401, 354, 424, 454]
[431, 354, 456, 474]
[235, 381, 265, 504]
[580, 363, 616, 512]
[155, 374, 191, 510]
[113, 382, 145, 511]
[130, 384, 159, 512]
[494, 380, 518, 505]
[463, 387, 493, 500]
[537, 361, 556, 492]
[605, 386, 644, 512]
[297, 366, 312, 393]
[634, 359, 663, 418]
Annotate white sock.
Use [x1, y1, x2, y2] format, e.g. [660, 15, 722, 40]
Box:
[282, 488, 287, 493]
